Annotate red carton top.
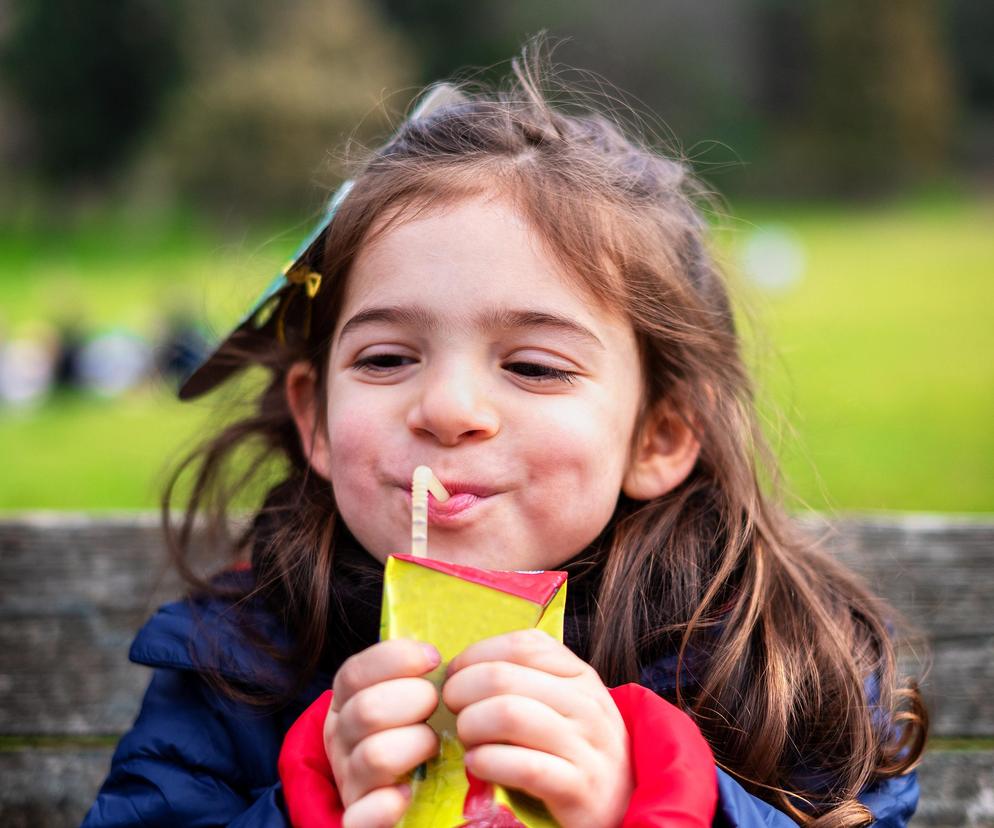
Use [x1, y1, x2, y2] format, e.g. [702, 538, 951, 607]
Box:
[390, 554, 567, 606]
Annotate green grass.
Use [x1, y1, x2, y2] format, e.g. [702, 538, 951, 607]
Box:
[2, 197, 992, 511]
[722, 196, 994, 513]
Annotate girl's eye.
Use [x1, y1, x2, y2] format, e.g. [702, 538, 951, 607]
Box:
[352, 354, 416, 373]
[504, 362, 578, 384]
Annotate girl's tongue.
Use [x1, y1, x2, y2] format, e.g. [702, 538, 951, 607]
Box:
[426, 491, 483, 521]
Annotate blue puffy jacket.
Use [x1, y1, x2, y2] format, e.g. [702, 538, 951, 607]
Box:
[81, 586, 919, 827]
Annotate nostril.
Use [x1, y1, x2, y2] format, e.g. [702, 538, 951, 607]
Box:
[406, 399, 500, 444]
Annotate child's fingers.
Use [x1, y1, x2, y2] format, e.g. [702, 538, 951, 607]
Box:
[333, 639, 440, 711]
[443, 660, 602, 721]
[456, 695, 579, 758]
[342, 723, 438, 804]
[447, 629, 588, 680]
[342, 784, 411, 828]
[336, 676, 438, 748]
[463, 744, 580, 811]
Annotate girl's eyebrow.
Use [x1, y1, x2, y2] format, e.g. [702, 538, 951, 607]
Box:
[337, 304, 605, 350]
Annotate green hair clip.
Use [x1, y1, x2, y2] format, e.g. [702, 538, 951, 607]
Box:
[178, 84, 464, 401]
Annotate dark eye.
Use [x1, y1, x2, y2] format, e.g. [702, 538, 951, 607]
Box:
[352, 354, 416, 373]
[505, 362, 578, 384]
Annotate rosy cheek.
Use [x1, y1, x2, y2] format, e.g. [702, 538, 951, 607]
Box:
[326, 410, 381, 487]
[532, 406, 616, 468]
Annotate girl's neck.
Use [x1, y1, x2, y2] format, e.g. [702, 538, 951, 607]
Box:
[317, 524, 608, 674]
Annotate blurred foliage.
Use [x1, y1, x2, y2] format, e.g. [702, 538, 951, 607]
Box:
[131, 0, 417, 217]
[949, 0, 994, 169]
[0, 0, 417, 219]
[0, 0, 990, 209]
[0, 0, 183, 183]
[372, 0, 965, 197]
[759, 0, 955, 195]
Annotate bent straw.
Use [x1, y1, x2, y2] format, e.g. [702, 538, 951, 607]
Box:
[411, 465, 451, 557]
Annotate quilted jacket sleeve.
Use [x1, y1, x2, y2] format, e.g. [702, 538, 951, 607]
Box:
[80, 667, 289, 828]
[712, 766, 920, 828]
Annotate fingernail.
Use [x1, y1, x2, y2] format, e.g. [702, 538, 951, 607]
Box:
[422, 644, 440, 666]
[463, 749, 476, 769]
[397, 783, 412, 800]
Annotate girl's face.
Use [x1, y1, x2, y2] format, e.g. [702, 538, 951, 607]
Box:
[299, 195, 675, 570]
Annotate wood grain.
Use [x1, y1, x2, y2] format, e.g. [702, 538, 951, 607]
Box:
[1, 513, 992, 825]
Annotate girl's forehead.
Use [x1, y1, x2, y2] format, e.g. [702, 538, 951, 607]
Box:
[341, 195, 628, 326]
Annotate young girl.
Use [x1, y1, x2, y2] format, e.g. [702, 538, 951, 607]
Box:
[82, 54, 926, 828]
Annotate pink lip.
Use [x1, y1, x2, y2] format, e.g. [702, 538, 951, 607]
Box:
[426, 492, 484, 522]
[401, 482, 497, 526]
[406, 478, 498, 498]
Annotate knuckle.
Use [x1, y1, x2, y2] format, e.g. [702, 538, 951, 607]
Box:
[492, 696, 527, 731]
[577, 660, 599, 681]
[355, 737, 393, 777]
[333, 657, 363, 699]
[483, 660, 516, 694]
[349, 692, 385, 732]
[516, 752, 547, 791]
[507, 629, 545, 658]
[324, 712, 341, 755]
[324, 706, 338, 739]
[337, 767, 361, 808]
[556, 774, 584, 807]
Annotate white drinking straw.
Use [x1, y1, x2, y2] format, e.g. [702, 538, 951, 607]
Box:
[411, 465, 451, 557]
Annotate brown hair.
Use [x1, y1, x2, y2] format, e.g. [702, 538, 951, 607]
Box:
[164, 47, 926, 827]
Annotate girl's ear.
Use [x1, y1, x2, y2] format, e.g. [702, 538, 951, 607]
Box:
[622, 401, 701, 501]
[286, 361, 332, 481]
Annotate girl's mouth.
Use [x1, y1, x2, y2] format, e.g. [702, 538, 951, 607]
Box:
[402, 488, 494, 526]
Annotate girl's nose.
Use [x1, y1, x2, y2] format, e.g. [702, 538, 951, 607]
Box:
[405, 364, 500, 446]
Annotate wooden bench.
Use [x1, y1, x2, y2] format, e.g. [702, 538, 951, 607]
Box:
[1, 513, 992, 827]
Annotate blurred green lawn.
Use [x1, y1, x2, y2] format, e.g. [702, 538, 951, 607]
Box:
[1, 197, 992, 512]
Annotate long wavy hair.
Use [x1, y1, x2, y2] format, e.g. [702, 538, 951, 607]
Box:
[164, 46, 927, 827]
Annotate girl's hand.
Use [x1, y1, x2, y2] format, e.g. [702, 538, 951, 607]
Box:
[326, 639, 441, 828]
[443, 629, 633, 828]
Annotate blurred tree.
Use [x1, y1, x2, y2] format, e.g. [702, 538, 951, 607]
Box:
[758, 0, 955, 195]
[375, 0, 517, 82]
[134, 0, 417, 218]
[373, 0, 967, 198]
[0, 0, 183, 183]
[371, 0, 760, 187]
[0, 0, 977, 207]
[949, 0, 994, 177]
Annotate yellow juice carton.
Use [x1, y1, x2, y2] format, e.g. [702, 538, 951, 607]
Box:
[381, 467, 566, 827]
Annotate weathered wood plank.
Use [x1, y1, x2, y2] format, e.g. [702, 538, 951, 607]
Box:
[2, 604, 991, 737]
[803, 514, 994, 640]
[0, 747, 113, 828]
[914, 749, 994, 827]
[0, 613, 151, 735]
[0, 513, 192, 616]
[1, 514, 992, 738]
[5, 513, 990, 631]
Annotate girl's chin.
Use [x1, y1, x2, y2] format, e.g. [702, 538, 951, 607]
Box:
[411, 543, 563, 573]
[407, 542, 516, 571]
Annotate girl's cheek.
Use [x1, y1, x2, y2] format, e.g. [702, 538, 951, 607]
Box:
[326, 407, 386, 489]
[532, 401, 629, 471]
